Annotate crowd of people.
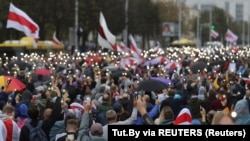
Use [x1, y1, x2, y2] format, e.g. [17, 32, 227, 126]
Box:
[0, 45, 249, 141]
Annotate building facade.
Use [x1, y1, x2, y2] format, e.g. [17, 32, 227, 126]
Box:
[184, 0, 250, 22]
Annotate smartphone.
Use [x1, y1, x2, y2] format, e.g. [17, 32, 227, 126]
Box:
[220, 95, 226, 101]
[86, 96, 91, 102]
[134, 91, 138, 98]
[67, 134, 75, 141]
[200, 106, 203, 111]
[60, 98, 64, 104]
[138, 90, 145, 96]
[8, 96, 12, 103]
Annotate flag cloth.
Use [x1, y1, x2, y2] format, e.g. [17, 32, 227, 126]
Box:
[7, 3, 39, 48]
[97, 12, 117, 51]
[52, 31, 63, 45]
[225, 29, 238, 45]
[117, 42, 130, 54]
[129, 34, 142, 59]
[210, 29, 219, 38]
[173, 107, 192, 125]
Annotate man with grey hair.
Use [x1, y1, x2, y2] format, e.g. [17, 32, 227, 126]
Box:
[102, 101, 137, 140]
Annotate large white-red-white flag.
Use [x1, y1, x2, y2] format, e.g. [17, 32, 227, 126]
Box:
[98, 12, 117, 51]
[210, 29, 219, 38]
[52, 31, 63, 45]
[225, 29, 238, 45]
[7, 3, 39, 48]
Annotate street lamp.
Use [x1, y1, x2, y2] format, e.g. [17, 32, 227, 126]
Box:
[196, 5, 200, 48]
[178, 0, 182, 40]
[248, 15, 250, 46]
[75, 0, 79, 52]
[199, 23, 210, 46]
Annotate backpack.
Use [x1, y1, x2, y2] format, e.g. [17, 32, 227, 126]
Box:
[26, 120, 49, 141]
[16, 117, 29, 129]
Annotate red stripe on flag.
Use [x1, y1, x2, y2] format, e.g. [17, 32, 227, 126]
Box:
[112, 43, 118, 52]
[98, 25, 107, 40]
[8, 12, 38, 34]
[173, 112, 192, 125]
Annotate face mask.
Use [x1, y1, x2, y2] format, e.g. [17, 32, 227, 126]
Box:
[157, 93, 167, 103]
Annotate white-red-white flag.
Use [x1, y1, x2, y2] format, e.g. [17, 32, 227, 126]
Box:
[52, 31, 63, 45]
[119, 57, 143, 70]
[117, 42, 130, 53]
[225, 29, 238, 45]
[98, 12, 117, 51]
[7, 3, 39, 48]
[129, 34, 142, 59]
[210, 29, 219, 38]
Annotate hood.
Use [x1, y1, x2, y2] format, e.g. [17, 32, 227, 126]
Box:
[234, 99, 249, 117]
[198, 86, 206, 95]
[21, 89, 33, 102]
[198, 86, 206, 100]
[0, 114, 10, 120]
[160, 119, 174, 125]
[90, 136, 106, 141]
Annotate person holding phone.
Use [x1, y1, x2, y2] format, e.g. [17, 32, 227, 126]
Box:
[77, 103, 106, 141]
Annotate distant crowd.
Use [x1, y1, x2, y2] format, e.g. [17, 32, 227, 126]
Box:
[0, 46, 249, 141]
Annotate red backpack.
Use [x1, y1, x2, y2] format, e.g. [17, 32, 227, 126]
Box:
[16, 117, 29, 129]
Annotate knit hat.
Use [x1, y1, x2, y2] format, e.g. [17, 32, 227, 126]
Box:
[20, 104, 28, 117]
[173, 107, 192, 125]
[90, 122, 103, 136]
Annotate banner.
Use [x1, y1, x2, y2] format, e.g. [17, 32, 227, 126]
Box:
[162, 22, 178, 36]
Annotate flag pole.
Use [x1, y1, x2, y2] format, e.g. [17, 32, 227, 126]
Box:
[124, 0, 129, 46]
[196, 4, 200, 48]
[209, 5, 213, 42]
[242, 20, 245, 46]
[248, 15, 250, 46]
[178, 0, 182, 40]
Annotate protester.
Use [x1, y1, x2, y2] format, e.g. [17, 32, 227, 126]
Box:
[0, 104, 20, 141]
